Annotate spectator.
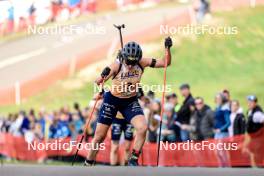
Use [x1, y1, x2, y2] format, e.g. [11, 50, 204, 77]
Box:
[62, 105, 72, 122]
[246, 95, 264, 133]
[19, 111, 31, 135]
[25, 122, 43, 143]
[28, 109, 37, 127]
[214, 93, 231, 139]
[214, 93, 231, 167]
[7, 1, 14, 33]
[242, 95, 264, 167]
[38, 107, 46, 135]
[73, 102, 84, 121]
[55, 112, 71, 138]
[137, 87, 151, 122]
[182, 97, 214, 140]
[166, 93, 181, 112]
[160, 103, 178, 142]
[147, 100, 160, 143]
[222, 89, 231, 103]
[1, 113, 14, 132]
[72, 112, 84, 134]
[28, 2, 36, 25]
[42, 112, 54, 139]
[177, 83, 194, 141]
[228, 100, 246, 137]
[0, 116, 4, 132]
[49, 113, 59, 139]
[196, 0, 210, 22]
[34, 123, 44, 140]
[9, 112, 23, 136]
[222, 89, 232, 109]
[147, 90, 155, 100]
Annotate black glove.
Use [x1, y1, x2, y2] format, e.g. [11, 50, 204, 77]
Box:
[165, 36, 173, 49]
[101, 67, 111, 78]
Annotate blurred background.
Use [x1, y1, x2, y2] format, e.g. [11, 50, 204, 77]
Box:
[0, 0, 264, 167]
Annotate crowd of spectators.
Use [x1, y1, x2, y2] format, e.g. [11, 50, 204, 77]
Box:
[0, 83, 263, 145]
[155, 85, 264, 143]
[0, 0, 210, 36]
[0, 0, 96, 35]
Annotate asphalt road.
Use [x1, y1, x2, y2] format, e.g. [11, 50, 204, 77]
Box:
[1, 165, 264, 176]
[0, 5, 184, 88]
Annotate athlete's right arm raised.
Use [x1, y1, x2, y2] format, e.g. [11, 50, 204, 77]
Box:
[139, 37, 173, 69]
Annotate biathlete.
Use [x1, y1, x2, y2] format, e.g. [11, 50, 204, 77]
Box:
[85, 37, 173, 166]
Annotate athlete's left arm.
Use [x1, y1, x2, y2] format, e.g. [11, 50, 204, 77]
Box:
[140, 37, 172, 68]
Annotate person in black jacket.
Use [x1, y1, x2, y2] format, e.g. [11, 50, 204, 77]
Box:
[177, 83, 194, 141]
[242, 95, 264, 167]
[246, 95, 264, 133]
[228, 100, 246, 137]
[181, 97, 214, 140]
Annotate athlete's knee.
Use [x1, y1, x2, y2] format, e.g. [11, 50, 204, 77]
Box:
[135, 123, 147, 135]
[111, 143, 119, 154]
[93, 131, 107, 143]
[124, 145, 130, 154]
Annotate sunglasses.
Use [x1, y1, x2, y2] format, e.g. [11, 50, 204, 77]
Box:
[195, 101, 203, 105]
[125, 56, 138, 66]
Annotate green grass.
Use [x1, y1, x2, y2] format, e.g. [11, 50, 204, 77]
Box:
[142, 6, 264, 108]
[0, 6, 264, 115]
[144, 6, 264, 108]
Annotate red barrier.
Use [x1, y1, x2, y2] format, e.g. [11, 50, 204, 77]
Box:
[1, 129, 264, 166]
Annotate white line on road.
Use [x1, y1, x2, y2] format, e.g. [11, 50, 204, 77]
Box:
[0, 48, 47, 70]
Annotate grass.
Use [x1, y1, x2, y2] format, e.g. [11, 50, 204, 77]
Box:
[142, 6, 264, 108]
[0, 6, 264, 115]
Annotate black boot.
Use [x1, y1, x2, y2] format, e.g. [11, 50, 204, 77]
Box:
[128, 150, 140, 166]
[84, 159, 95, 166]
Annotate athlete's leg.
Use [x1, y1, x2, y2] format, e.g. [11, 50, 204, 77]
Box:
[85, 92, 118, 165]
[86, 123, 110, 162]
[123, 140, 132, 165]
[120, 98, 147, 166]
[123, 123, 134, 165]
[110, 119, 122, 165]
[110, 140, 120, 165]
[130, 115, 147, 153]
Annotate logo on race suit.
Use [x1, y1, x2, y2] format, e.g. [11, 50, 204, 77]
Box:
[112, 124, 121, 135]
[131, 102, 142, 112]
[103, 110, 112, 116]
[103, 103, 115, 108]
[121, 70, 140, 79]
[102, 103, 115, 119]
[105, 107, 111, 112]
[125, 124, 133, 133]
